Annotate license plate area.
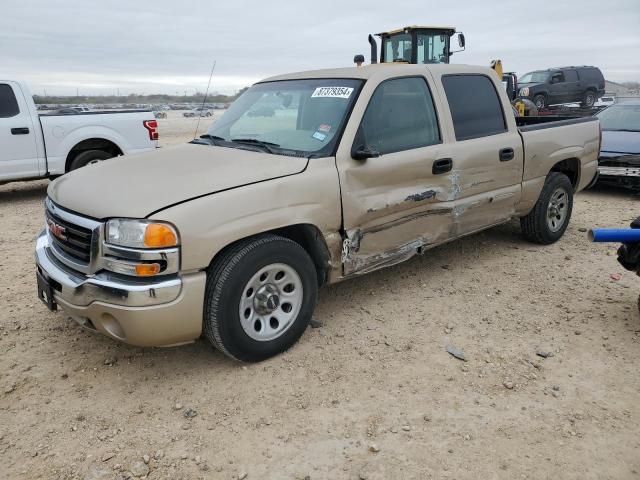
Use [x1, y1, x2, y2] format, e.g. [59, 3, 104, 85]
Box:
[37, 270, 57, 311]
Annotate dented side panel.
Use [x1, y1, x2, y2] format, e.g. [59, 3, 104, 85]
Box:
[336, 69, 525, 277]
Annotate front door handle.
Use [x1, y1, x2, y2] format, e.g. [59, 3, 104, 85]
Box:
[432, 157, 453, 175]
[499, 148, 514, 162]
[11, 127, 30, 135]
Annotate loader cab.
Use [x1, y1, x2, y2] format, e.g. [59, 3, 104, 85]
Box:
[377, 26, 464, 64]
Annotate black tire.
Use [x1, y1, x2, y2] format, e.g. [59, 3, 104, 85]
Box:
[533, 94, 546, 110]
[581, 90, 596, 107]
[69, 150, 113, 171]
[520, 172, 574, 244]
[203, 234, 318, 362]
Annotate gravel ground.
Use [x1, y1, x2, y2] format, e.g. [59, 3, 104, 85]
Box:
[1, 115, 639, 479]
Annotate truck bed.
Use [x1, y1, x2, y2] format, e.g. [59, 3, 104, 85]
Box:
[516, 115, 598, 131]
[40, 109, 151, 116]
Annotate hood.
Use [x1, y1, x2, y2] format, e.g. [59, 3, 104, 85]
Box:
[48, 143, 309, 219]
[600, 130, 640, 156]
[517, 82, 544, 91]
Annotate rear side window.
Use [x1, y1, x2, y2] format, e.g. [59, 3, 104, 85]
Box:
[355, 77, 440, 155]
[442, 75, 506, 141]
[0, 84, 20, 118]
[579, 68, 603, 82]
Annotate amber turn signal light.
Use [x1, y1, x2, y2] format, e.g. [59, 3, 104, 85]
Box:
[144, 224, 178, 248]
[135, 263, 161, 277]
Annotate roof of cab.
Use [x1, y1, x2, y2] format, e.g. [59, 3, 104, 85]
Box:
[262, 63, 498, 83]
[378, 25, 457, 35]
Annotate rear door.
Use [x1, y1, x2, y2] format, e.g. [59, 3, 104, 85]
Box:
[562, 69, 580, 103]
[0, 82, 41, 181]
[435, 73, 523, 235]
[337, 75, 454, 275]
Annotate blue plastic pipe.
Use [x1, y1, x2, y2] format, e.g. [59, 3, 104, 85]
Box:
[588, 229, 640, 243]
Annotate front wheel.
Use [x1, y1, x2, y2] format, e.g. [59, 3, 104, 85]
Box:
[203, 234, 318, 362]
[533, 94, 546, 110]
[520, 172, 574, 244]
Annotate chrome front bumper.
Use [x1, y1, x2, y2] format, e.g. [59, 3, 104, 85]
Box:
[35, 230, 207, 347]
[35, 230, 181, 307]
[598, 166, 640, 177]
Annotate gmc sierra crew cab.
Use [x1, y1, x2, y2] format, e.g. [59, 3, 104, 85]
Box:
[35, 64, 600, 362]
[0, 79, 158, 183]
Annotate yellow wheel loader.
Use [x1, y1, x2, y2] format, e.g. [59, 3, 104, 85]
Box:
[358, 26, 535, 116]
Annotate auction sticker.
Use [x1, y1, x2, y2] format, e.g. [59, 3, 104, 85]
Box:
[318, 124, 332, 132]
[311, 87, 354, 99]
[312, 131, 327, 141]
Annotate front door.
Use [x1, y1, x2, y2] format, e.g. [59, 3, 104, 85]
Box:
[0, 82, 40, 181]
[337, 75, 454, 276]
[548, 72, 567, 105]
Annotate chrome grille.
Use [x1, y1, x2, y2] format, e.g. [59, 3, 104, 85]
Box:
[46, 209, 92, 262]
[45, 198, 101, 275]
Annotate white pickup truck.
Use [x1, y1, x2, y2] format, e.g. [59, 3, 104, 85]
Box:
[0, 79, 159, 183]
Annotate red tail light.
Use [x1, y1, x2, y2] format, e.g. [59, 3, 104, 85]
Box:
[143, 120, 159, 141]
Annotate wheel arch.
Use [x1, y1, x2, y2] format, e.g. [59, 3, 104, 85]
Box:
[206, 224, 333, 286]
[550, 157, 581, 190]
[65, 138, 123, 172]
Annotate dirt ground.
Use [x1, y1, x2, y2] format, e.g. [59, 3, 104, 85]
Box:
[1, 114, 639, 480]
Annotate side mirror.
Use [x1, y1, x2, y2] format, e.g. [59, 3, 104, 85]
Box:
[352, 145, 381, 161]
[458, 32, 465, 48]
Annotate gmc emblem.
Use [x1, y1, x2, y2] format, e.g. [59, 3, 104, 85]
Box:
[47, 218, 67, 241]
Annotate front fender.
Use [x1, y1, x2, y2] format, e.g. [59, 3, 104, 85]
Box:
[151, 157, 343, 273]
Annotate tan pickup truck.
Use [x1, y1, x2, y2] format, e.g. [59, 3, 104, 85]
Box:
[35, 64, 600, 362]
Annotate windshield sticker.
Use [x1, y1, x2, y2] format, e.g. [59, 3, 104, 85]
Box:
[318, 124, 332, 133]
[311, 87, 354, 99]
[312, 131, 327, 142]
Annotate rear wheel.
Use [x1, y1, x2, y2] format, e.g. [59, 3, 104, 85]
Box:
[203, 234, 318, 362]
[581, 90, 596, 107]
[69, 150, 113, 171]
[533, 94, 546, 110]
[520, 172, 573, 244]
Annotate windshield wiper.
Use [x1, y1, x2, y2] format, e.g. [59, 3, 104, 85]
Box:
[190, 134, 228, 146]
[605, 129, 640, 132]
[231, 138, 280, 154]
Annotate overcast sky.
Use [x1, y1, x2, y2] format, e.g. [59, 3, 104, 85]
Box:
[2, 0, 639, 96]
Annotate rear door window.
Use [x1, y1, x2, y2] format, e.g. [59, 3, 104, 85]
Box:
[0, 84, 20, 118]
[442, 75, 506, 141]
[564, 70, 579, 82]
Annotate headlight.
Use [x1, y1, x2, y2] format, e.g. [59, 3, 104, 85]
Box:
[519, 87, 530, 97]
[106, 219, 178, 249]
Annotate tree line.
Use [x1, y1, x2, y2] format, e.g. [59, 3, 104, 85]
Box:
[33, 87, 250, 105]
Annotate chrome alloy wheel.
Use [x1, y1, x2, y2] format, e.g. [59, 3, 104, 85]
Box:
[547, 187, 568, 232]
[238, 263, 303, 342]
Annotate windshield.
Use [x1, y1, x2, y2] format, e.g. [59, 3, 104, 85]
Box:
[383, 33, 412, 62]
[596, 104, 640, 131]
[207, 78, 363, 156]
[519, 71, 550, 83]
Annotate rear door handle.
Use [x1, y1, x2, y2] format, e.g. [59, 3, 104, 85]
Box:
[499, 148, 514, 162]
[432, 157, 453, 175]
[11, 127, 30, 135]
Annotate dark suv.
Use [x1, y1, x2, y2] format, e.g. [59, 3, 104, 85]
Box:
[517, 66, 605, 109]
